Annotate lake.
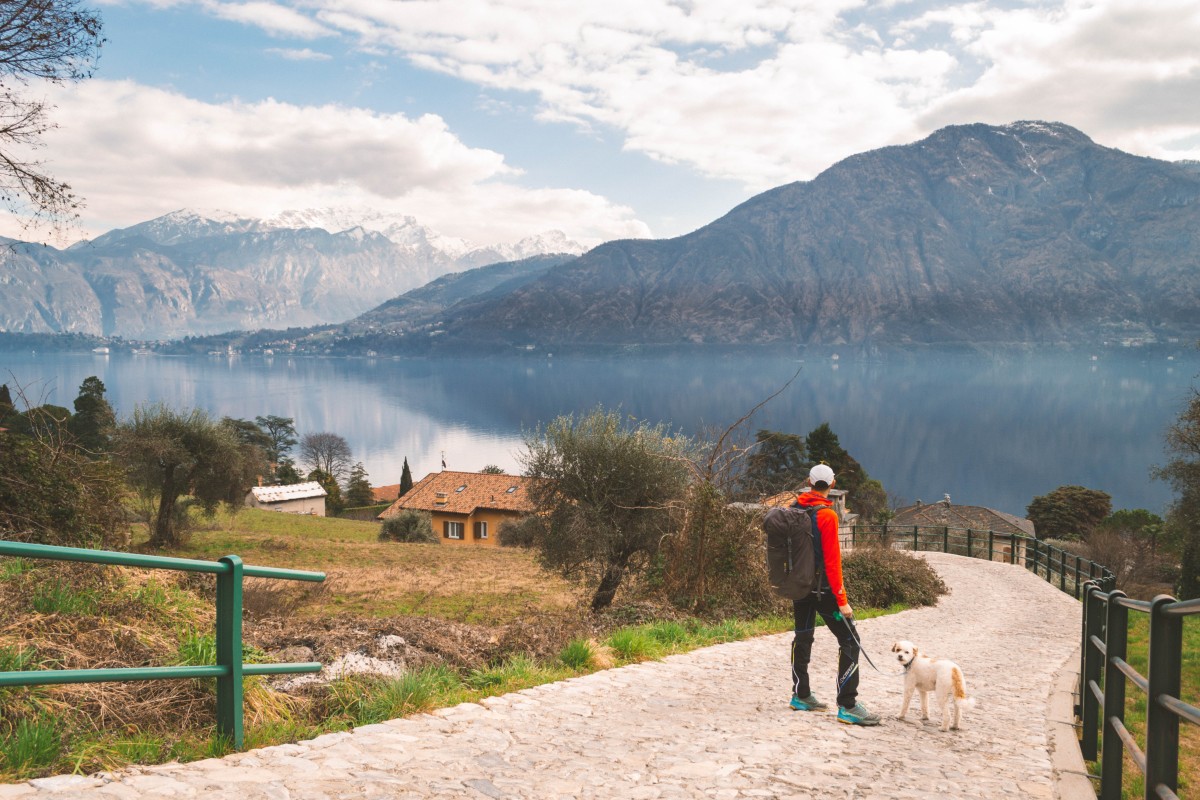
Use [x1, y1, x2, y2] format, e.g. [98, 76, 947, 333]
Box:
[2, 347, 1197, 518]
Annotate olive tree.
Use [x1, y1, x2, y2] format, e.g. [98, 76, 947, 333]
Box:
[114, 405, 265, 548]
[513, 407, 693, 612]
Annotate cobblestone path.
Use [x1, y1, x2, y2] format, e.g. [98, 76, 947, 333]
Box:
[0, 553, 1092, 800]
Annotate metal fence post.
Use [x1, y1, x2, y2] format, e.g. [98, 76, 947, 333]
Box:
[1145, 595, 1181, 799]
[1100, 592, 1128, 800]
[942, 526, 949, 553]
[966, 529, 973, 559]
[987, 530, 994, 562]
[1074, 556, 1082, 599]
[1080, 584, 1103, 760]
[216, 555, 245, 749]
[913, 525, 918, 552]
[1060, 548, 1067, 593]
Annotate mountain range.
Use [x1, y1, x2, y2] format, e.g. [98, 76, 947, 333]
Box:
[406, 121, 1199, 350]
[0, 210, 583, 339]
[5, 120, 1200, 350]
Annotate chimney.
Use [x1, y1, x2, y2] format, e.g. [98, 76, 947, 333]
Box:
[942, 494, 951, 505]
[435, 492, 448, 506]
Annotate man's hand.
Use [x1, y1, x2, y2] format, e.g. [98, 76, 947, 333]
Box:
[838, 603, 854, 620]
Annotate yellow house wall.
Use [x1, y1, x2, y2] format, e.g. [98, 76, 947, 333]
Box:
[431, 509, 523, 547]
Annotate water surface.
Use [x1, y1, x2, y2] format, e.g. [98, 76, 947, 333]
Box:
[3, 348, 1195, 518]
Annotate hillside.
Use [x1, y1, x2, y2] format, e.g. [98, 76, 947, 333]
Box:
[395, 121, 1200, 350]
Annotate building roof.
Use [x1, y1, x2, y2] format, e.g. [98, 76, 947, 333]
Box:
[378, 471, 542, 518]
[890, 497, 1034, 537]
[248, 481, 328, 503]
[372, 484, 400, 502]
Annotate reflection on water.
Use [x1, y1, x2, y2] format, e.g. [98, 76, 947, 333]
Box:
[3, 348, 1197, 517]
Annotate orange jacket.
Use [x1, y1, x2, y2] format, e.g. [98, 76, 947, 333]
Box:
[796, 491, 847, 607]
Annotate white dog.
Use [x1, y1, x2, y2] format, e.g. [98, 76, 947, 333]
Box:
[891, 640, 976, 731]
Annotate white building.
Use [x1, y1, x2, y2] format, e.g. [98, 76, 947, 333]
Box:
[245, 481, 328, 516]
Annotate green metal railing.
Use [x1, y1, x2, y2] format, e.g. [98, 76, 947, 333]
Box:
[0, 541, 326, 749]
[1079, 584, 1198, 800]
[847, 524, 1116, 597]
[849, 523, 1200, 798]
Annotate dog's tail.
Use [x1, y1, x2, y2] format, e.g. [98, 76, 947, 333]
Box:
[952, 666, 977, 709]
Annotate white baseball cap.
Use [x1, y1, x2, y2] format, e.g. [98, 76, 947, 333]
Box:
[809, 464, 835, 486]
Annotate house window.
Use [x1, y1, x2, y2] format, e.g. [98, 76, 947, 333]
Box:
[506, 486, 518, 494]
[443, 521, 464, 539]
[456, 484, 467, 493]
[474, 521, 488, 540]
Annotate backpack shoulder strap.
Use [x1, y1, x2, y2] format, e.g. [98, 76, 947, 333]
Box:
[807, 507, 827, 582]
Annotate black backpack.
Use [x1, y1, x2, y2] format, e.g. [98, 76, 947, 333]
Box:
[762, 505, 823, 600]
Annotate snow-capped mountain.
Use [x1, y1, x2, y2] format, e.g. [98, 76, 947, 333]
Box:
[2, 210, 586, 339]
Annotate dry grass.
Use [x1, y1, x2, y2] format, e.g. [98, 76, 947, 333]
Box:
[145, 508, 585, 625]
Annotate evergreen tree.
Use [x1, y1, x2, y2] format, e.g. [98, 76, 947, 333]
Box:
[399, 457, 414, 497]
[275, 458, 303, 485]
[345, 462, 374, 507]
[1159, 389, 1200, 598]
[254, 415, 298, 473]
[1026, 485, 1112, 541]
[481, 464, 506, 474]
[308, 469, 343, 515]
[67, 376, 114, 454]
[0, 383, 14, 424]
[741, 429, 806, 498]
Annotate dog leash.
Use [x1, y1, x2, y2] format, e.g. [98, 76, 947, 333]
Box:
[835, 612, 905, 676]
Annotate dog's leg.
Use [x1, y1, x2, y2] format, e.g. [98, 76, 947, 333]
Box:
[938, 684, 952, 732]
[898, 683, 913, 720]
[919, 689, 930, 721]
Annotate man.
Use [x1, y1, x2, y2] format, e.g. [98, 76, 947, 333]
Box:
[789, 463, 881, 725]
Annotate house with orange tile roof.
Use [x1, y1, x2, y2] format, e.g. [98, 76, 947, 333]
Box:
[377, 470, 542, 546]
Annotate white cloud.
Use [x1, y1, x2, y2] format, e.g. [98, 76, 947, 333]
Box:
[203, 0, 332, 38]
[916, 0, 1200, 162]
[267, 47, 332, 60]
[0, 80, 649, 246]
[168, 0, 1200, 180]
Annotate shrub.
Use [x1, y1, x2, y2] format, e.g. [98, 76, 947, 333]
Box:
[842, 548, 947, 608]
[379, 511, 437, 543]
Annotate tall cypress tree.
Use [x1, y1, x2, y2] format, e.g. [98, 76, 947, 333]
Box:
[68, 376, 115, 454]
[399, 458, 414, 498]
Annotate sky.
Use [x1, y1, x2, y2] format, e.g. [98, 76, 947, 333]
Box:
[4, 0, 1200, 249]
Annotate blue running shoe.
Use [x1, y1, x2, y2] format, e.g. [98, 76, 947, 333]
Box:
[837, 702, 881, 726]
[789, 694, 828, 712]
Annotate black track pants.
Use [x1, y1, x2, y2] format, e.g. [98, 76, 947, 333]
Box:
[791, 590, 860, 710]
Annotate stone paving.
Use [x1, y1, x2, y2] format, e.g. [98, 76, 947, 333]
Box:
[0, 553, 1092, 799]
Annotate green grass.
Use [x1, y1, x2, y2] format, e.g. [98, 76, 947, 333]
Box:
[558, 638, 596, 669]
[29, 580, 98, 616]
[0, 716, 61, 776]
[0, 558, 33, 580]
